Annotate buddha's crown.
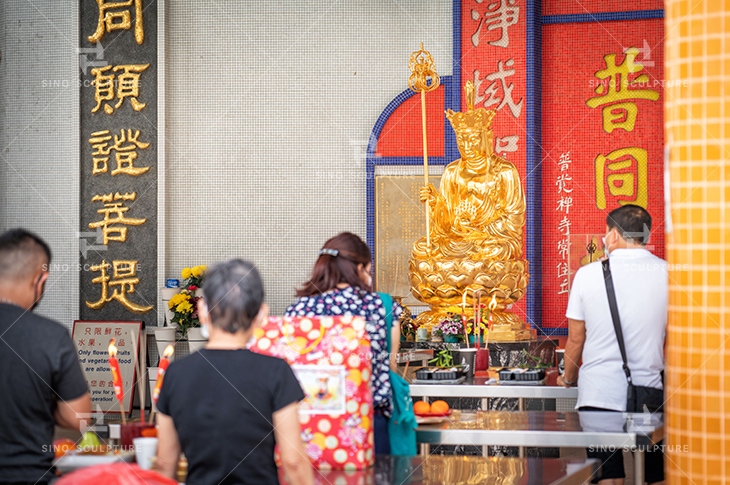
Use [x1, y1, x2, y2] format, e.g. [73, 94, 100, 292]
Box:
[446, 80, 496, 133]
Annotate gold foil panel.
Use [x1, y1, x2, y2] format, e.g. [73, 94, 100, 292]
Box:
[375, 175, 441, 305]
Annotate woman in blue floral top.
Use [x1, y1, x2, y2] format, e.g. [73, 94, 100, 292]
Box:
[285, 232, 401, 454]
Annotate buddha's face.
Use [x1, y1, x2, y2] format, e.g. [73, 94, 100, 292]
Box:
[457, 131, 487, 160]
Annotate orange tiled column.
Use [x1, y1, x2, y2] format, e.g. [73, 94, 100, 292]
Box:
[665, 1, 730, 483]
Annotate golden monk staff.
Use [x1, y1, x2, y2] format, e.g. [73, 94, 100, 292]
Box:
[408, 43, 440, 250]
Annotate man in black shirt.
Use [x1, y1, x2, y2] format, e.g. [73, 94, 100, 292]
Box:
[0, 229, 90, 484]
[156, 259, 312, 485]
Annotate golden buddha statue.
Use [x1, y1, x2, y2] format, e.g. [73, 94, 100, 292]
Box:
[409, 81, 532, 340]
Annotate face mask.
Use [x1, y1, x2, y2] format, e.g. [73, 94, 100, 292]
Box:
[602, 235, 610, 258]
[200, 323, 210, 339]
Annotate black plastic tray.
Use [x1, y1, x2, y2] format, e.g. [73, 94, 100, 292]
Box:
[497, 367, 546, 382]
[415, 367, 466, 381]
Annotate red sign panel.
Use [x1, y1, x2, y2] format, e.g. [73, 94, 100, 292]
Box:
[461, 0, 529, 322]
[461, 0, 526, 174]
[541, 19, 665, 329]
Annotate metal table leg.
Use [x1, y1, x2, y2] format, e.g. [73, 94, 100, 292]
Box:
[480, 397, 489, 457]
[634, 448, 645, 485]
[517, 398, 526, 457]
[418, 396, 429, 456]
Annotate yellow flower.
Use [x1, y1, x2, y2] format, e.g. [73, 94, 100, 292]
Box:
[176, 301, 193, 313]
[169, 294, 183, 308]
[201, 265, 207, 271]
[181, 267, 192, 279]
[191, 266, 202, 277]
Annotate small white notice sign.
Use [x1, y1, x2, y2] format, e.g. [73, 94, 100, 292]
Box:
[72, 321, 142, 413]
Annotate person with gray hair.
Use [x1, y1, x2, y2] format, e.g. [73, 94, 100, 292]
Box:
[0, 229, 90, 484]
[155, 259, 313, 485]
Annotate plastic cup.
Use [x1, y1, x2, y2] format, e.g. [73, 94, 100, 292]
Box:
[133, 437, 158, 470]
[455, 349, 477, 378]
[556, 349, 566, 374]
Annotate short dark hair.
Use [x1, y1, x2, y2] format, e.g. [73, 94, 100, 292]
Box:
[0, 229, 52, 280]
[201, 259, 264, 334]
[606, 205, 652, 245]
[296, 232, 371, 297]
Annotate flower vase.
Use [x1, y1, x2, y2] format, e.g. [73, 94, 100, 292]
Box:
[160, 288, 181, 327]
[444, 335, 460, 343]
[153, 327, 176, 359]
[186, 327, 208, 353]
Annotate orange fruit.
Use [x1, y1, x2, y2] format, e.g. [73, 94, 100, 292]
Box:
[53, 439, 76, 458]
[413, 401, 431, 415]
[430, 400, 450, 415]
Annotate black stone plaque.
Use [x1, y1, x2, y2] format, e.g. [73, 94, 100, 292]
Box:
[79, 0, 158, 322]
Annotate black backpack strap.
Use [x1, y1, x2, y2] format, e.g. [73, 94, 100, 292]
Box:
[601, 259, 632, 384]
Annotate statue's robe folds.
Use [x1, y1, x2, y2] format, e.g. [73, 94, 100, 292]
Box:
[412, 154, 525, 261]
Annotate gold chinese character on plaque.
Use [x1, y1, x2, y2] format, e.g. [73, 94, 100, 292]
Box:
[86, 260, 153, 313]
[91, 64, 149, 114]
[88, 192, 147, 244]
[88, 0, 144, 45]
[586, 47, 659, 134]
[595, 147, 648, 210]
[89, 129, 151, 176]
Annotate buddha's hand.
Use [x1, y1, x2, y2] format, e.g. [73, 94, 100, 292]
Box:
[420, 184, 438, 206]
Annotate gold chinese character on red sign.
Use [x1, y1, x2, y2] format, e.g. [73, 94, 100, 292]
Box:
[88, 192, 147, 244]
[89, 129, 151, 176]
[586, 47, 659, 134]
[595, 147, 648, 210]
[91, 64, 149, 114]
[86, 259, 153, 313]
[88, 0, 144, 45]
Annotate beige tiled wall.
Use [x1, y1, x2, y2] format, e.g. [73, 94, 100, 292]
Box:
[163, 1, 453, 316]
[0, 1, 80, 330]
[665, 1, 730, 483]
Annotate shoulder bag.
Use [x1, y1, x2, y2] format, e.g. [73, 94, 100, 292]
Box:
[379, 292, 417, 455]
[602, 259, 664, 413]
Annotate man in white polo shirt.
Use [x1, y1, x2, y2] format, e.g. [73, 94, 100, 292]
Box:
[558, 205, 667, 485]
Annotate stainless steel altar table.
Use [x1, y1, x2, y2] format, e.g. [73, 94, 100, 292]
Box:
[416, 411, 663, 485]
[302, 455, 599, 485]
